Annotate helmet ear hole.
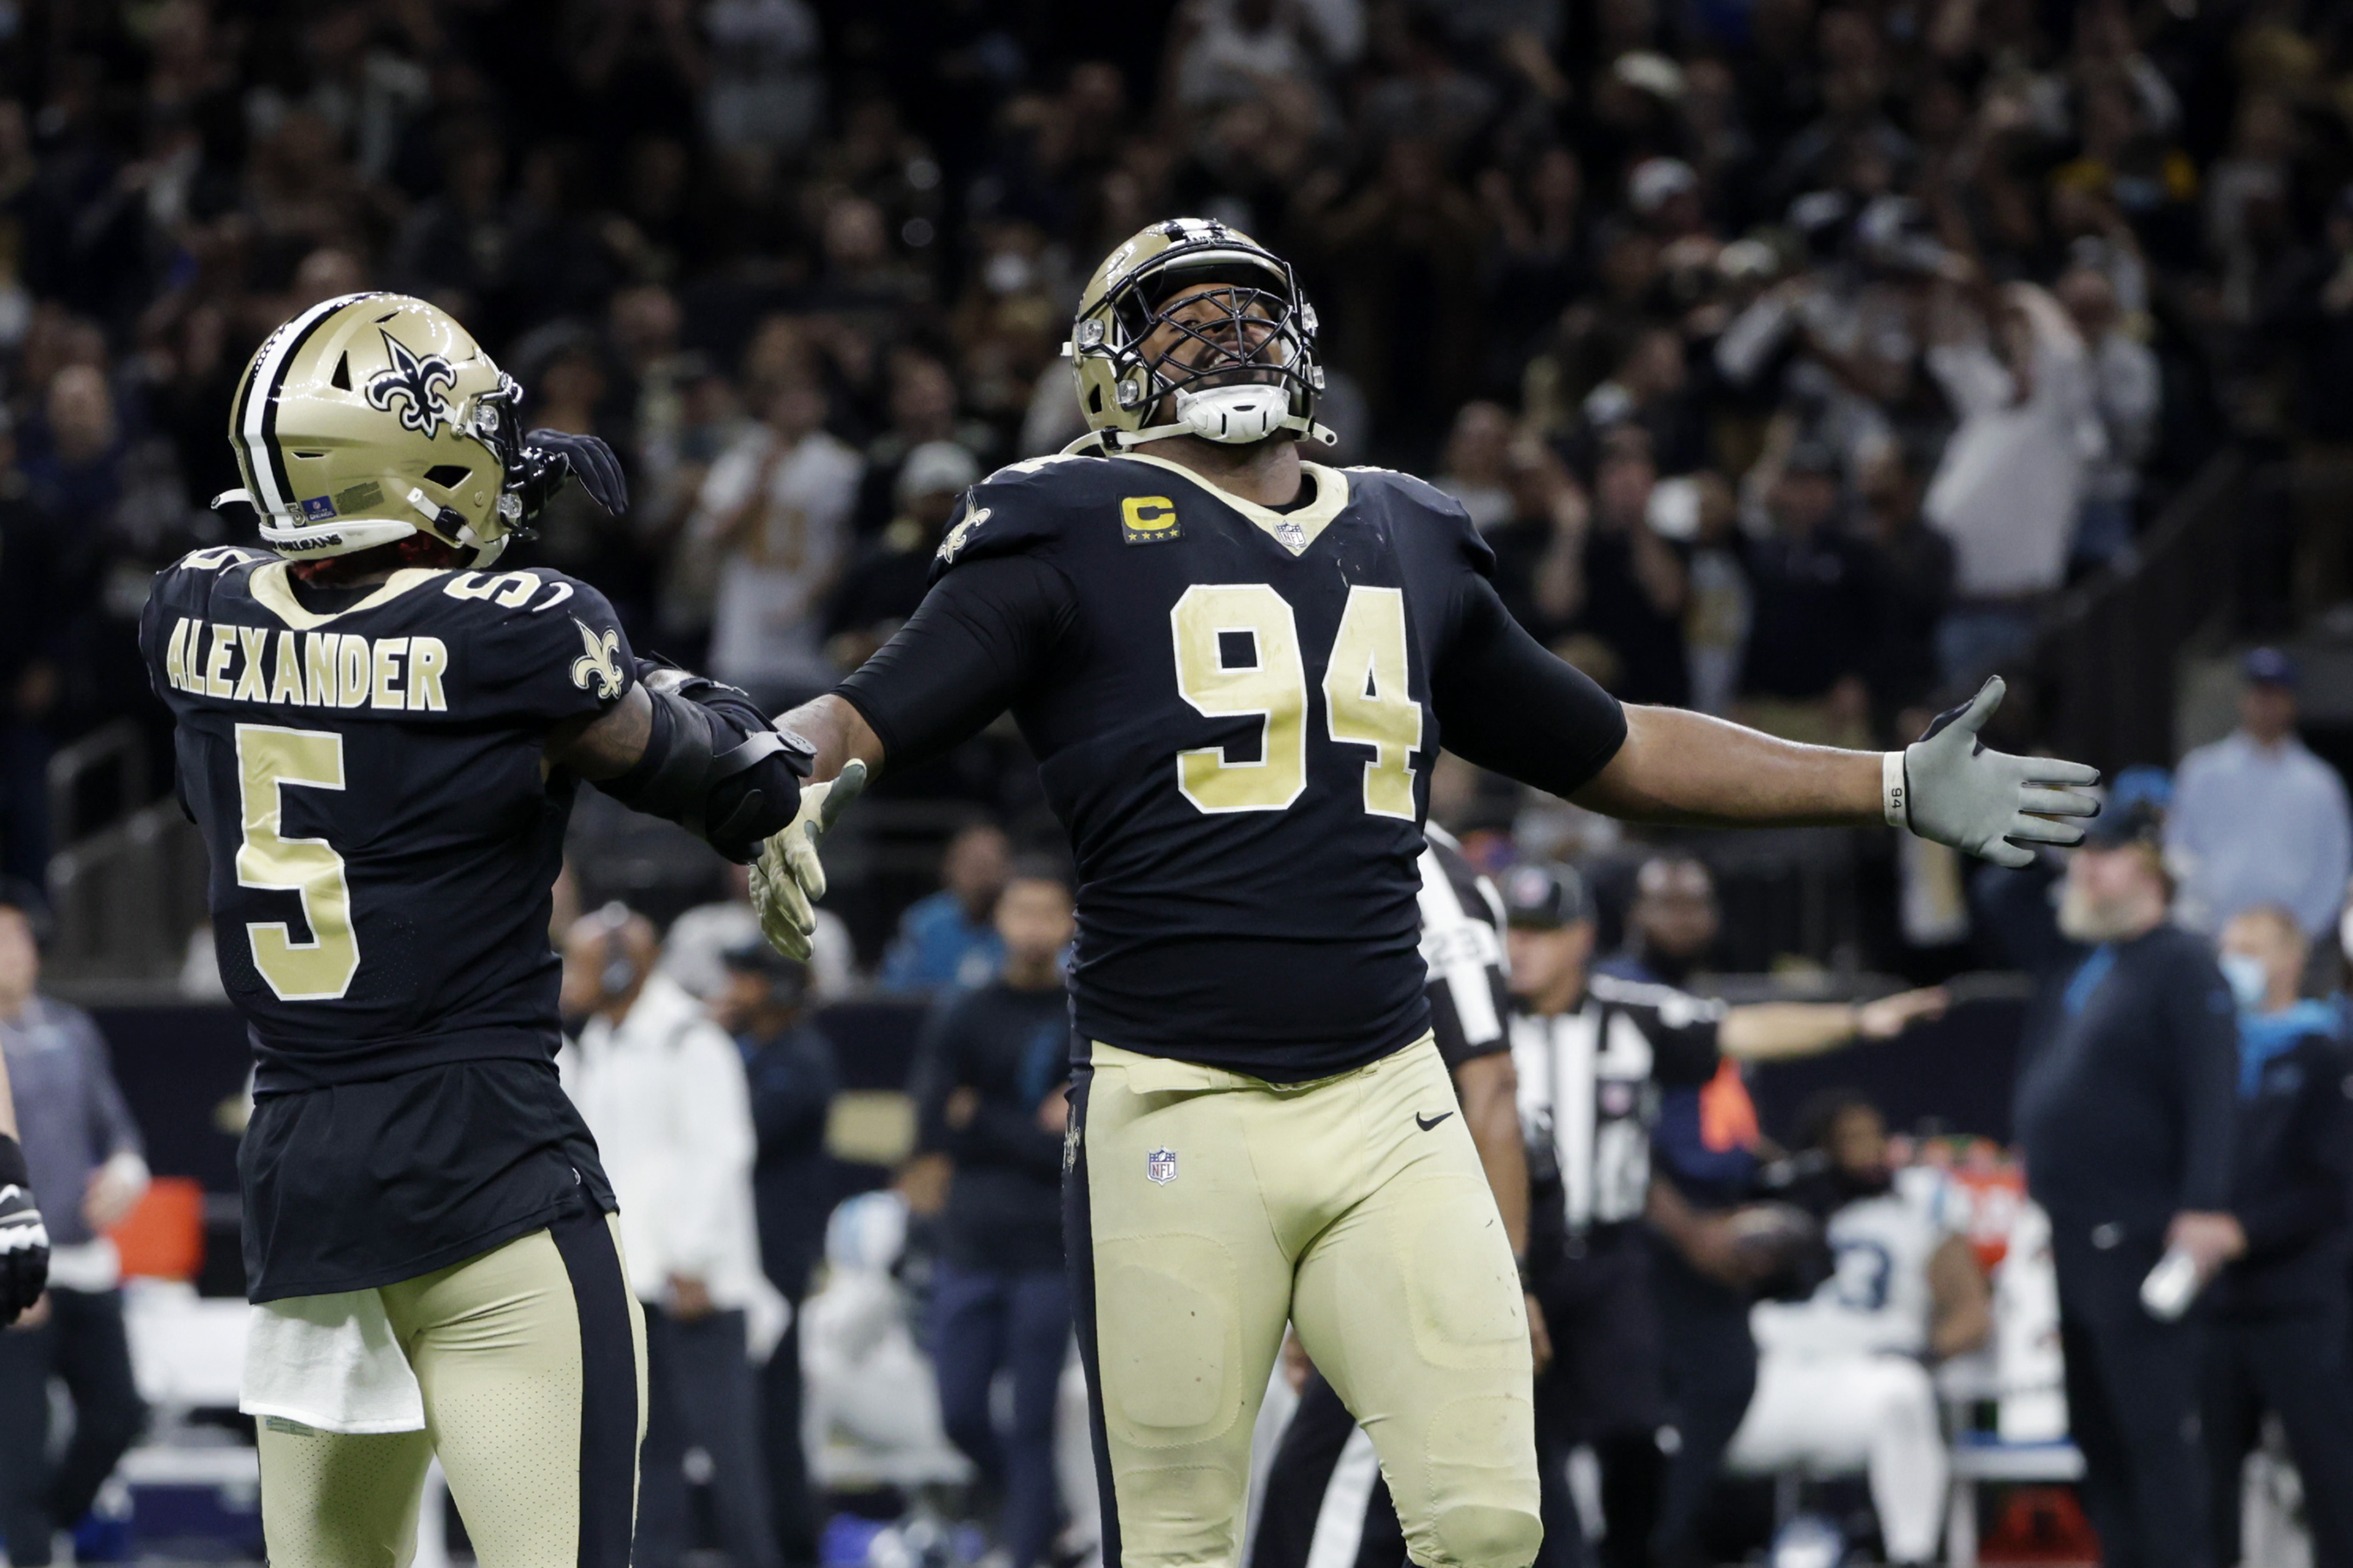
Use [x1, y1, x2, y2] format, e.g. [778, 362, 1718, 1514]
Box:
[1087, 384, 1103, 415]
[423, 464, 472, 488]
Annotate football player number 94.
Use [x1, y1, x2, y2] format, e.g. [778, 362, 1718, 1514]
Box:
[1171, 583, 1421, 818]
[234, 723, 361, 1001]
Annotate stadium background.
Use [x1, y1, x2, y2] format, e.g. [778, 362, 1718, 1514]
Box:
[3, 0, 2352, 1561]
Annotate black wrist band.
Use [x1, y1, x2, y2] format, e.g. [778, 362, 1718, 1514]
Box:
[0, 1133, 26, 1189]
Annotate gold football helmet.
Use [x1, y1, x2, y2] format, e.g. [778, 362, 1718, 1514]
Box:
[1064, 218, 1334, 453]
[216, 293, 530, 565]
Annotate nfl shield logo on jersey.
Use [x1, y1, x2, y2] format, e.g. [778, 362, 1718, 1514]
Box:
[1146, 1148, 1178, 1185]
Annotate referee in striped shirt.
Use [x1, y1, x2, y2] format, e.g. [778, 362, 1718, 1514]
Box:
[1254, 857, 1947, 1568]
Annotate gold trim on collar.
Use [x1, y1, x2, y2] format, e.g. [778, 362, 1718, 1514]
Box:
[247, 561, 445, 630]
[1114, 452, 1350, 556]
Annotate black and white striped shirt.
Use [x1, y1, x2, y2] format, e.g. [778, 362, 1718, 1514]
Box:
[1512, 975, 1724, 1233]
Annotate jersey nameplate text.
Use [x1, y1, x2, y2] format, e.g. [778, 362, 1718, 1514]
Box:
[157, 616, 450, 713]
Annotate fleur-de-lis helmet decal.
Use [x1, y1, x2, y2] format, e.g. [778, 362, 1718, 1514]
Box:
[364, 329, 460, 436]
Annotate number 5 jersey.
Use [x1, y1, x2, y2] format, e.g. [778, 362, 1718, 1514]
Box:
[140, 546, 635, 1299]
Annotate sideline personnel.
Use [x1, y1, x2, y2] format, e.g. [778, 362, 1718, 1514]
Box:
[717, 940, 840, 1566]
[2014, 801, 2238, 1568]
[1503, 863, 1945, 1568]
[0, 888, 145, 1566]
[910, 858, 1079, 1568]
[561, 907, 783, 1568]
[2205, 906, 2353, 1568]
[752, 218, 2099, 1568]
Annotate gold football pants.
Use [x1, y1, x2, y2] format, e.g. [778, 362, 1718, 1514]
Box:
[256, 1207, 649, 1568]
[1069, 1037, 1541, 1568]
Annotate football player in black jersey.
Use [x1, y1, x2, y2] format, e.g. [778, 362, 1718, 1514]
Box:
[140, 295, 812, 1568]
[748, 218, 2099, 1568]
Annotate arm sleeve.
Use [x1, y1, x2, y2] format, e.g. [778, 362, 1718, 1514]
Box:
[2171, 961, 2241, 1213]
[834, 553, 1076, 771]
[1430, 572, 1628, 797]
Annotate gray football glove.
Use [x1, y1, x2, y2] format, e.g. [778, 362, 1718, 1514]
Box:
[1896, 676, 2100, 869]
[751, 760, 868, 960]
[0, 1134, 49, 1325]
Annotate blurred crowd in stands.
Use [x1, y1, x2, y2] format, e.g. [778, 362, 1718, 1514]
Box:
[9, 4, 2353, 1563]
[0, 0, 2350, 920]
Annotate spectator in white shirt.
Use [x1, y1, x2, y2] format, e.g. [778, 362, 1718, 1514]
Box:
[691, 376, 864, 709]
[1923, 278, 2103, 687]
[2169, 649, 2353, 940]
[560, 906, 786, 1568]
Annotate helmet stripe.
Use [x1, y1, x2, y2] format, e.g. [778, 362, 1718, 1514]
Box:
[240, 292, 380, 520]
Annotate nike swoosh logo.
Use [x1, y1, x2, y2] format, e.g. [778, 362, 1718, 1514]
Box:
[1415, 1111, 1454, 1132]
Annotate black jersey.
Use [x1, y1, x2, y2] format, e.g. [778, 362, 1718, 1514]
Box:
[140, 546, 635, 1298]
[1512, 974, 1724, 1243]
[838, 451, 1626, 1081]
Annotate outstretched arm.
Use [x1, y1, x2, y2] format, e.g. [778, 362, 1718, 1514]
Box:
[1434, 577, 2098, 868]
[1575, 706, 1881, 827]
[548, 669, 810, 863]
[752, 554, 1073, 958]
[546, 682, 654, 778]
[774, 694, 886, 785]
[1718, 987, 1948, 1061]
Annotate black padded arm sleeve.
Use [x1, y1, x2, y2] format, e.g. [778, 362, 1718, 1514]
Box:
[1430, 573, 1628, 798]
[596, 668, 813, 862]
[834, 553, 1076, 770]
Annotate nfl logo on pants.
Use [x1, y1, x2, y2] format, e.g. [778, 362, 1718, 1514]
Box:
[1146, 1148, 1178, 1185]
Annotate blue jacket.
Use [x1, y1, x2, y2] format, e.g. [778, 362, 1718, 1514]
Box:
[2216, 1002, 2353, 1316]
[877, 892, 1005, 996]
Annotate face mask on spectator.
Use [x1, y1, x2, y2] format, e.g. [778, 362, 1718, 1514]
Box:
[2219, 952, 2269, 1012]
